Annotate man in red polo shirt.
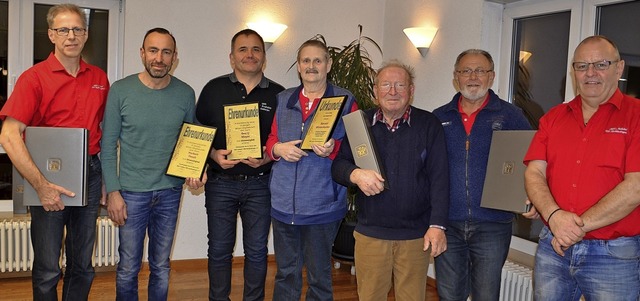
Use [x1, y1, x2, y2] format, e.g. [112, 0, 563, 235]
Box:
[524, 35, 640, 301]
[0, 4, 108, 300]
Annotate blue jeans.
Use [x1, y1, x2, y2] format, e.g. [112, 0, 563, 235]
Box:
[534, 226, 640, 301]
[272, 218, 341, 301]
[205, 174, 271, 301]
[434, 219, 512, 301]
[115, 186, 182, 301]
[30, 155, 102, 301]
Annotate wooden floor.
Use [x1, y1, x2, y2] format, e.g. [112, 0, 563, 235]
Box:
[0, 257, 439, 300]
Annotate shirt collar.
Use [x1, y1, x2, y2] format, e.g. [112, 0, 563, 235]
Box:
[47, 52, 89, 75]
[457, 93, 490, 116]
[229, 72, 269, 88]
[569, 88, 624, 112]
[372, 106, 412, 127]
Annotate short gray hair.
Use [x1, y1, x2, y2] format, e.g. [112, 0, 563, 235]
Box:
[454, 49, 494, 71]
[375, 59, 415, 86]
[47, 4, 87, 29]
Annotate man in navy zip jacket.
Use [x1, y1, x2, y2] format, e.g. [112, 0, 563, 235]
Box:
[332, 60, 449, 301]
[432, 49, 531, 301]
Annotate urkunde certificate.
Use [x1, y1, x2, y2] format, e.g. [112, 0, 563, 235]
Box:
[167, 123, 216, 179]
[224, 102, 262, 160]
[343, 110, 389, 189]
[300, 95, 347, 150]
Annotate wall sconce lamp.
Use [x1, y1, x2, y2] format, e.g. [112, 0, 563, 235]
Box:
[247, 22, 288, 50]
[519, 51, 532, 63]
[403, 27, 438, 57]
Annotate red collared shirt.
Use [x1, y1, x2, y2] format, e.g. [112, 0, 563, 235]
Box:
[0, 53, 109, 155]
[524, 89, 640, 239]
[458, 94, 489, 135]
[299, 89, 320, 121]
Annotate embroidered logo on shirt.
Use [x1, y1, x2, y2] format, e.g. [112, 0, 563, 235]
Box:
[441, 121, 451, 127]
[260, 103, 272, 112]
[91, 84, 106, 90]
[605, 127, 628, 134]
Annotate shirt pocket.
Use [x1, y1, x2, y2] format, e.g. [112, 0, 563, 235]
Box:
[596, 133, 626, 170]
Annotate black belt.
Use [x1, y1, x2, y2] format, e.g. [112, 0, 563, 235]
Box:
[212, 171, 269, 181]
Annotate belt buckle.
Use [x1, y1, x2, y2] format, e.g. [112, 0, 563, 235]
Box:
[237, 174, 249, 181]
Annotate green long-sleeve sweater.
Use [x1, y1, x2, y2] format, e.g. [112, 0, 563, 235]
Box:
[101, 74, 195, 193]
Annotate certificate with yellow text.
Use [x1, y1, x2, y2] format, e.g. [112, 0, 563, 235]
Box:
[224, 102, 262, 160]
[167, 123, 216, 179]
[301, 96, 348, 150]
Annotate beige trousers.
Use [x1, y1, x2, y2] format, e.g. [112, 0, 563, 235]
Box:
[354, 230, 430, 301]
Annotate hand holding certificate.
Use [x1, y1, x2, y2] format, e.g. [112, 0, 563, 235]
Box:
[224, 102, 262, 160]
[166, 123, 216, 179]
[343, 110, 389, 189]
[300, 95, 347, 150]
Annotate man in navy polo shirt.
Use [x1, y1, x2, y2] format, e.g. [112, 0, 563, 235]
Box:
[195, 29, 284, 301]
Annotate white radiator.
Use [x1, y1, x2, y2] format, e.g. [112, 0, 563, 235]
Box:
[0, 216, 119, 274]
[500, 260, 533, 301]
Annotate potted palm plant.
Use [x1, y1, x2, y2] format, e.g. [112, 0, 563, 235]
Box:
[321, 25, 381, 271]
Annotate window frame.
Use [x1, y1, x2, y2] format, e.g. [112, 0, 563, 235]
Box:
[6, 0, 122, 96]
[497, 0, 583, 106]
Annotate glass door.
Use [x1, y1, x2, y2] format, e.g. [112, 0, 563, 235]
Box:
[595, 0, 640, 98]
[511, 11, 571, 129]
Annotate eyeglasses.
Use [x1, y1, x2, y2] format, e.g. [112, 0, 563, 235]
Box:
[572, 60, 618, 72]
[378, 82, 408, 93]
[455, 69, 493, 77]
[50, 27, 87, 36]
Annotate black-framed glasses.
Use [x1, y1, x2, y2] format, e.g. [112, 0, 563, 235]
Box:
[50, 27, 87, 36]
[378, 82, 408, 93]
[572, 60, 619, 72]
[455, 69, 493, 77]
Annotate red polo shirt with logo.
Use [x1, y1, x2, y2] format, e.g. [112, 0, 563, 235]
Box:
[524, 89, 640, 240]
[0, 53, 109, 155]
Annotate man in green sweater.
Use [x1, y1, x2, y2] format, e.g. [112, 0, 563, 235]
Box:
[101, 27, 202, 300]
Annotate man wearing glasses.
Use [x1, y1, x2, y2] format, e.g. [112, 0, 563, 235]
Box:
[332, 60, 449, 301]
[433, 49, 531, 301]
[0, 4, 109, 299]
[525, 36, 640, 300]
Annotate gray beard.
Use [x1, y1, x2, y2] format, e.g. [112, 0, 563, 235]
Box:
[460, 88, 488, 102]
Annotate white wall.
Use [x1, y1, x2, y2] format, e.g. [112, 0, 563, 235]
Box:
[121, 0, 499, 260]
[381, 0, 503, 111]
